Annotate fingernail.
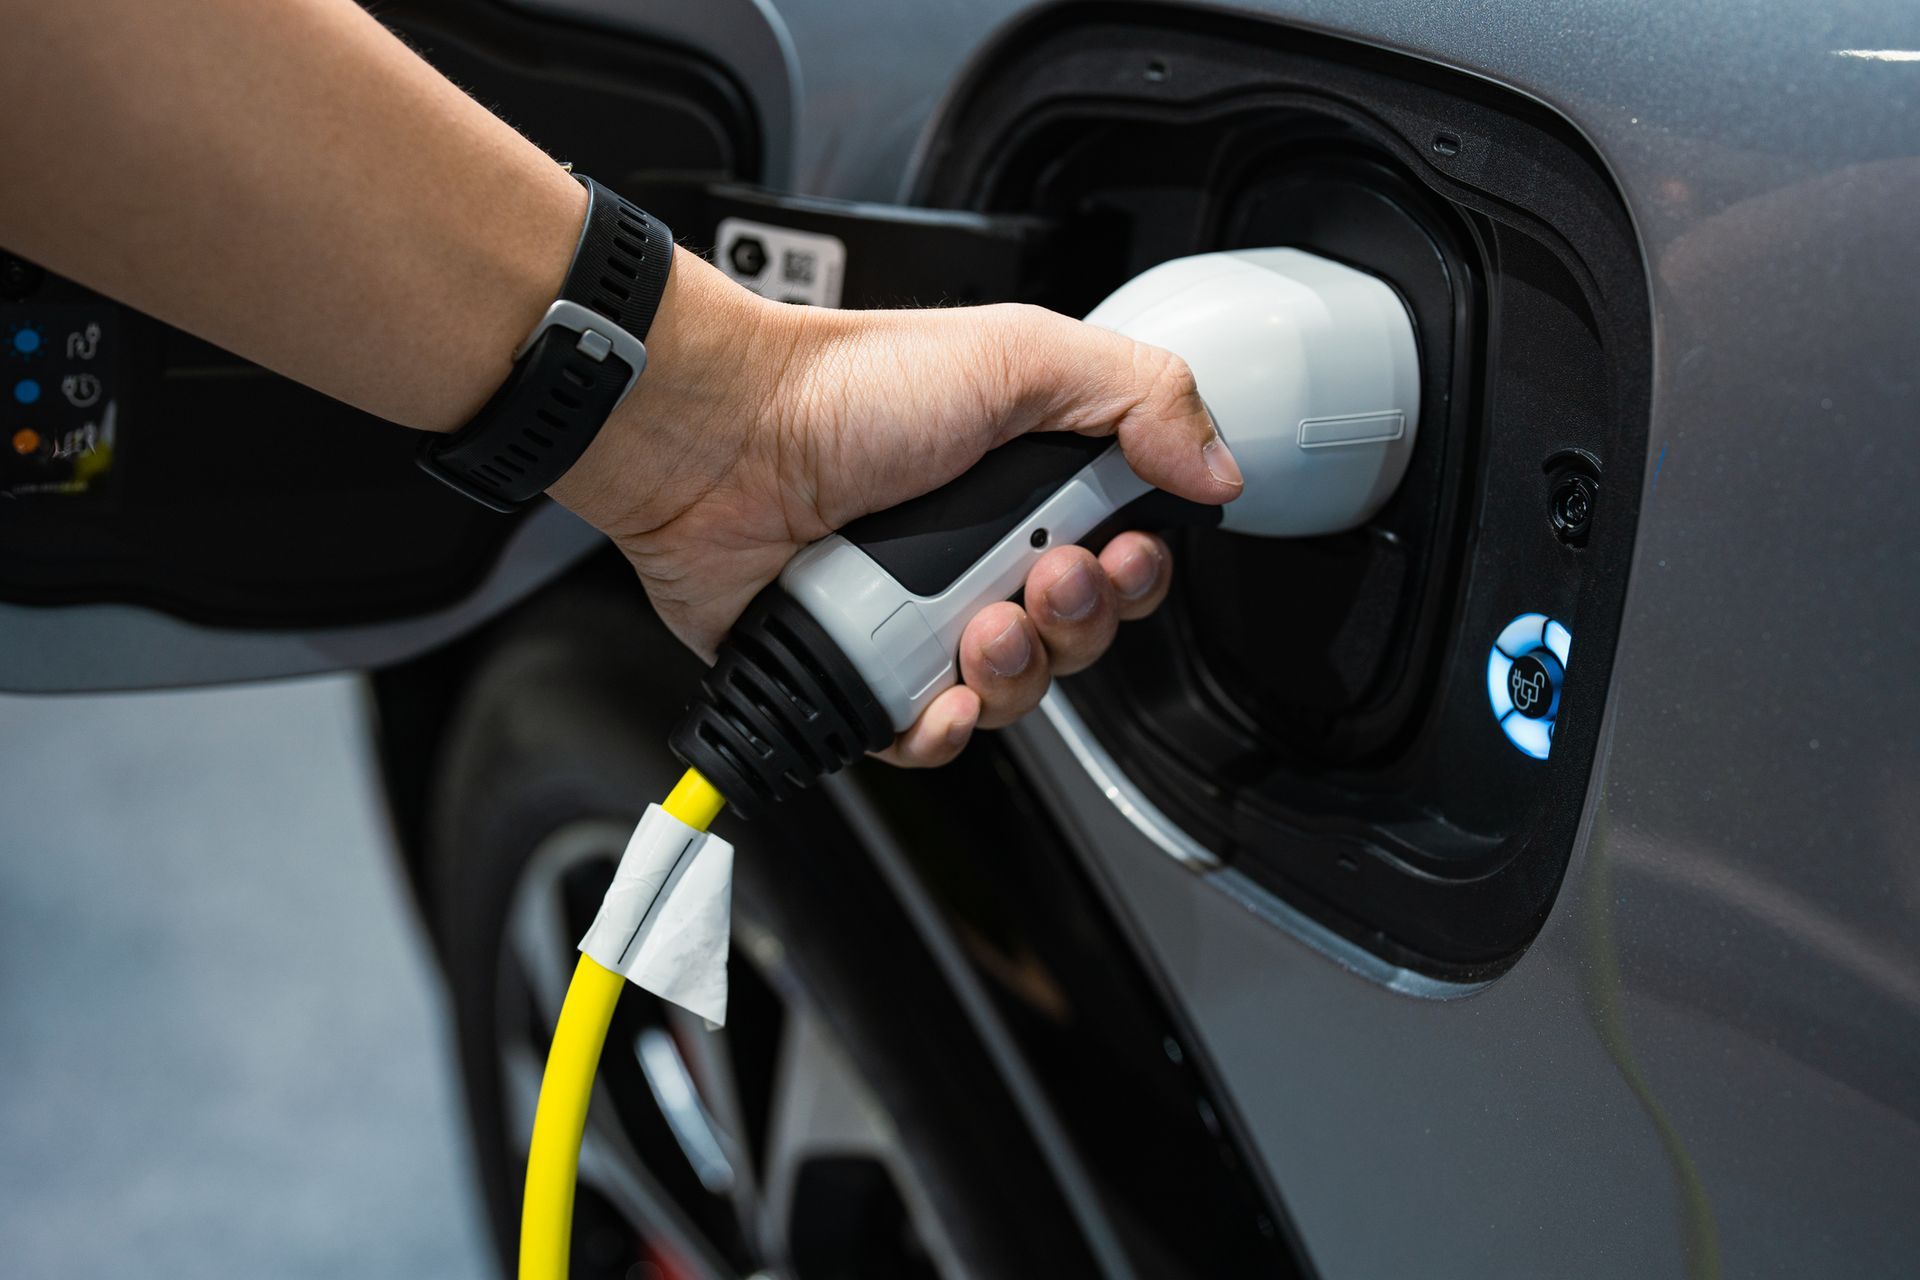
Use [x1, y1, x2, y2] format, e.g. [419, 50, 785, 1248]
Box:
[1112, 545, 1162, 600]
[1047, 563, 1100, 621]
[946, 709, 977, 748]
[984, 618, 1032, 676]
[1203, 435, 1244, 488]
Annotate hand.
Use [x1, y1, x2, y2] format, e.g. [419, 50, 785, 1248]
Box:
[549, 249, 1242, 766]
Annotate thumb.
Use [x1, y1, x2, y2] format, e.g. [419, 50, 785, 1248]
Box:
[1110, 341, 1243, 504]
[1023, 313, 1242, 506]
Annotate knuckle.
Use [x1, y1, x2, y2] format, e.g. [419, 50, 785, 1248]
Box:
[1132, 342, 1196, 400]
[1160, 351, 1200, 404]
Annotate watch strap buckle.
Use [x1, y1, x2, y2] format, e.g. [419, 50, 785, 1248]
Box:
[513, 298, 648, 399]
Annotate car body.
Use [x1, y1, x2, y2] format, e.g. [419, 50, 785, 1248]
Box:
[3, 1, 1916, 1276]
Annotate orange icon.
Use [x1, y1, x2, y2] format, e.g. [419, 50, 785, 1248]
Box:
[11, 427, 40, 456]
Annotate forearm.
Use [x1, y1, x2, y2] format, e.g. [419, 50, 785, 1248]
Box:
[0, 0, 584, 431]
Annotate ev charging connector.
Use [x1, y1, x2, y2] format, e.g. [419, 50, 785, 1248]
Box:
[670, 248, 1421, 816]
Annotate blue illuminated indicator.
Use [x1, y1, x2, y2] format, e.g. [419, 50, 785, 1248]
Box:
[12, 378, 40, 405]
[1503, 713, 1554, 760]
[1487, 612, 1572, 760]
[10, 326, 41, 355]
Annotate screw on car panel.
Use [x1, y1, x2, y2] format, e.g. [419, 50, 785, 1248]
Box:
[1550, 472, 1598, 545]
[1144, 58, 1170, 83]
[1431, 131, 1462, 157]
[727, 236, 768, 278]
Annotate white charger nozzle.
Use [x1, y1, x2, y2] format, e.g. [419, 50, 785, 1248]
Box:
[1087, 248, 1421, 537]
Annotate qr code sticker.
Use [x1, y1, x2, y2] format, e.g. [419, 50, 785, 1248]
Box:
[782, 250, 817, 285]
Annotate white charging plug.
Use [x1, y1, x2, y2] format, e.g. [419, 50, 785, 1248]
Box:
[776, 248, 1422, 732]
[1086, 248, 1420, 536]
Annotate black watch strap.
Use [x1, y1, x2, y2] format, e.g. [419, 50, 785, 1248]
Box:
[418, 176, 674, 511]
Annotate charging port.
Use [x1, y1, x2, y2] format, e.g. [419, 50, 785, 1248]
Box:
[918, 7, 1651, 978]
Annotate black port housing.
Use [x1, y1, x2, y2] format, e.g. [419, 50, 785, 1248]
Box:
[917, 5, 1651, 978]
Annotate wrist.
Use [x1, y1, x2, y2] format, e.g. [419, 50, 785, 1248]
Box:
[546, 247, 798, 537]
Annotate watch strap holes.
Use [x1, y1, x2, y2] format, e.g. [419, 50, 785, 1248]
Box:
[414, 176, 674, 512]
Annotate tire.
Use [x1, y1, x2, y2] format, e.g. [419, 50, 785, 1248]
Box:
[423, 579, 1093, 1279]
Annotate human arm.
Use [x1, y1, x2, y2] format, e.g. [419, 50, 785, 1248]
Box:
[0, 0, 1241, 764]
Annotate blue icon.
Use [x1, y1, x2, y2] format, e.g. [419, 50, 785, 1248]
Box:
[12, 378, 40, 405]
[8, 324, 43, 357]
[1487, 613, 1571, 760]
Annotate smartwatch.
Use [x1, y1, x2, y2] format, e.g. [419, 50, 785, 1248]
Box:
[418, 175, 674, 511]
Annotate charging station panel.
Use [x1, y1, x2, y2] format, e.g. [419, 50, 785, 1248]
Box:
[916, 8, 1650, 979]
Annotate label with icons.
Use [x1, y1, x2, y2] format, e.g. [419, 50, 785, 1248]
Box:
[715, 219, 847, 309]
[3, 305, 119, 498]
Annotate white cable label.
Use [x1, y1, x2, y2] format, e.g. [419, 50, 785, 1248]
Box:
[578, 804, 734, 1027]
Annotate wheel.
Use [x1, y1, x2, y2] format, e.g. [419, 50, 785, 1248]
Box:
[423, 580, 1090, 1279]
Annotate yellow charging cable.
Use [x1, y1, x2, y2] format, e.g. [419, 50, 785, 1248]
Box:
[519, 767, 727, 1280]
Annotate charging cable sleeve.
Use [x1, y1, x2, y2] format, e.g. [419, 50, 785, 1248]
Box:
[519, 768, 726, 1280]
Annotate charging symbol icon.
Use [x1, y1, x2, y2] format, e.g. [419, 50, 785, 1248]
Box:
[1512, 667, 1543, 717]
[1487, 614, 1571, 759]
[1508, 655, 1558, 718]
